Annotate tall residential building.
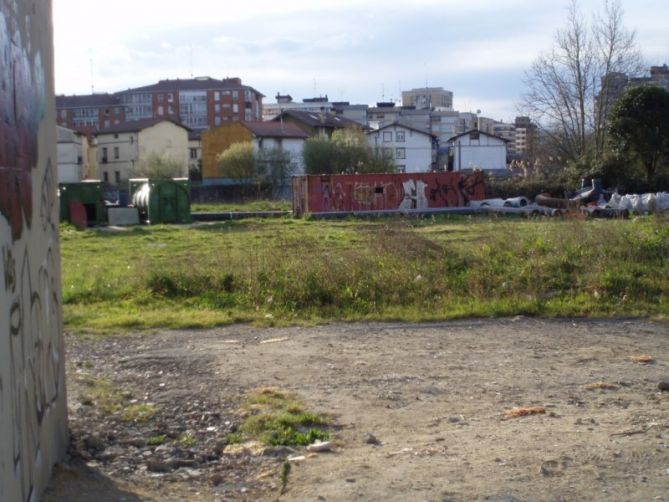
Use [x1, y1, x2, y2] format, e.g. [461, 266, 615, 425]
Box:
[56, 76, 264, 133]
[402, 87, 454, 110]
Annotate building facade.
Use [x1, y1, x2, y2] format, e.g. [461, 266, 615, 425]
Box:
[367, 123, 436, 173]
[95, 118, 190, 186]
[57, 76, 264, 133]
[447, 130, 508, 172]
[402, 87, 454, 110]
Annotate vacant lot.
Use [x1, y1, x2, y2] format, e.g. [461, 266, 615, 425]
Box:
[46, 318, 669, 501]
[60, 216, 669, 333]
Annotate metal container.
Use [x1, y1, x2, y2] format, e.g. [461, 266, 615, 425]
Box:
[58, 181, 106, 226]
[129, 178, 191, 224]
[292, 172, 485, 216]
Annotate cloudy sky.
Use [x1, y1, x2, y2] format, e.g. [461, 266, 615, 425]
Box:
[53, 0, 668, 122]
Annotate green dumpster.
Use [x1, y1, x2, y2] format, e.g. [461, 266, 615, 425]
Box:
[129, 178, 191, 224]
[59, 181, 106, 226]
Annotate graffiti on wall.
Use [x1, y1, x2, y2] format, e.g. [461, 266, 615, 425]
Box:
[1, 2, 66, 501]
[293, 172, 485, 215]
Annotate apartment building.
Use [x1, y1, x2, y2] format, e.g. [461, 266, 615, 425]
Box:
[56, 76, 264, 133]
[402, 87, 454, 110]
[56, 93, 125, 134]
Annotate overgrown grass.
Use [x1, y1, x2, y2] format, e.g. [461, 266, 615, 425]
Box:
[228, 387, 331, 446]
[60, 214, 669, 333]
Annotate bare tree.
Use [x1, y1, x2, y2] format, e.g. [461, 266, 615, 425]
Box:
[521, 0, 643, 163]
[592, 0, 644, 154]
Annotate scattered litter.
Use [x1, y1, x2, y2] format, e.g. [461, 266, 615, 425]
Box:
[365, 433, 381, 446]
[287, 455, 305, 463]
[503, 406, 546, 419]
[584, 381, 619, 391]
[259, 337, 289, 344]
[630, 355, 655, 364]
[306, 440, 333, 453]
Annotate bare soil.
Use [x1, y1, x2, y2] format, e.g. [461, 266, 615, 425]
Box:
[45, 318, 669, 501]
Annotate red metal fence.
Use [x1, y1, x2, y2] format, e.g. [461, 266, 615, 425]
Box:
[292, 172, 485, 215]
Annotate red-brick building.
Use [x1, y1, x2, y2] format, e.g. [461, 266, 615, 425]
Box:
[56, 76, 264, 134]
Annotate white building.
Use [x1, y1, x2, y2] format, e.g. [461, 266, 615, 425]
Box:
[447, 130, 508, 172]
[56, 125, 84, 183]
[367, 122, 435, 173]
[245, 122, 309, 175]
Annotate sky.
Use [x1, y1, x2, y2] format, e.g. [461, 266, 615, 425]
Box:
[53, 0, 668, 123]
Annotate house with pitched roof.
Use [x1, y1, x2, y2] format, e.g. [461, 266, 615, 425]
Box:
[94, 118, 190, 186]
[446, 130, 508, 172]
[366, 122, 436, 173]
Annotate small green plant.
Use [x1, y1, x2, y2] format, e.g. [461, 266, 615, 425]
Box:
[178, 432, 197, 448]
[233, 387, 331, 447]
[280, 461, 291, 494]
[147, 434, 166, 446]
[122, 403, 157, 423]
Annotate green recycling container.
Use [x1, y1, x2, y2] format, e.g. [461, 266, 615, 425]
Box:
[129, 178, 191, 224]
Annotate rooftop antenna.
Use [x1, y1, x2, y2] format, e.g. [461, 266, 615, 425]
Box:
[89, 48, 95, 93]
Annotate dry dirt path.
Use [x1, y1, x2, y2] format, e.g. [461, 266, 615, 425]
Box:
[46, 318, 669, 501]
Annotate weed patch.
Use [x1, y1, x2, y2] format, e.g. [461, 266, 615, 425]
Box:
[230, 387, 331, 446]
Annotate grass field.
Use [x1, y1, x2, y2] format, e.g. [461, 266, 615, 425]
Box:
[191, 200, 292, 213]
[60, 214, 669, 333]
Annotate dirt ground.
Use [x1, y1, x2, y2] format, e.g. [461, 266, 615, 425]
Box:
[45, 318, 669, 501]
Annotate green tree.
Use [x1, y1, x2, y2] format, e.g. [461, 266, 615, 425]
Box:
[256, 147, 296, 197]
[608, 86, 669, 185]
[303, 127, 396, 175]
[303, 136, 338, 175]
[132, 153, 186, 179]
[216, 142, 256, 185]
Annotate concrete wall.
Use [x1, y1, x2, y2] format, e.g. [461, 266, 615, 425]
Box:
[0, 1, 69, 501]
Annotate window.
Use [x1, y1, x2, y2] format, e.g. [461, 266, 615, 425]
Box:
[382, 147, 392, 158]
[130, 136, 134, 144]
[103, 171, 109, 182]
[397, 165, 406, 173]
[115, 171, 120, 183]
[102, 147, 108, 163]
[190, 148, 198, 159]
[469, 131, 480, 140]
[114, 146, 119, 159]
[167, 93, 174, 102]
[60, 109, 66, 119]
[383, 131, 392, 142]
[232, 90, 239, 100]
[396, 147, 406, 159]
[168, 105, 174, 114]
[214, 91, 220, 101]
[232, 104, 239, 113]
[114, 133, 119, 139]
[396, 130, 405, 142]
[215, 103, 221, 113]
[157, 94, 164, 103]
[157, 105, 164, 115]
[214, 116, 221, 126]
